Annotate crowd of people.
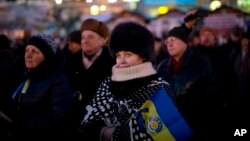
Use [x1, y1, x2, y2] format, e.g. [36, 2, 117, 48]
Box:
[0, 9, 249, 141]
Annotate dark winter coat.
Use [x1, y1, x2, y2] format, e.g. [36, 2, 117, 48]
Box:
[63, 46, 115, 112]
[10, 49, 76, 140]
[157, 48, 223, 140]
[80, 75, 175, 141]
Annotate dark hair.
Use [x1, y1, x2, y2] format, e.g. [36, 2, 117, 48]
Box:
[0, 34, 11, 50]
[68, 30, 81, 44]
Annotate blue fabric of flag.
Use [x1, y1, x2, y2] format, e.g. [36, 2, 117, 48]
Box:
[135, 87, 192, 141]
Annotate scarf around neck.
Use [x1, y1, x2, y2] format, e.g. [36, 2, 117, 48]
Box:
[111, 62, 156, 81]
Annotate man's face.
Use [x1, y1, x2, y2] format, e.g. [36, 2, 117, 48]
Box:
[199, 31, 216, 48]
[81, 30, 106, 55]
[165, 36, 187, 61]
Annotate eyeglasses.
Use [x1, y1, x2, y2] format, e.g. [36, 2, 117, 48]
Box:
[165, 37, 178, 44]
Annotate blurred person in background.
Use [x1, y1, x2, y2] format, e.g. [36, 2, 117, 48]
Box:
[233, 32, 250, 129]
[154, 36, 169, 66]
[188, 31, 200, 47]
[0, 34, 14, 103]
[64, 30, 82, 55]
[0, 34, 15, 141]
[228, 27, 244, 63]
[194, 27, 241, 138]
[63, 30, 82, 90]
[62, 30, 83, 136]
[234, 32, 250, 96]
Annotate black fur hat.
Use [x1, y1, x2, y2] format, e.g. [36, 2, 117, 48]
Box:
[109, 22, 155, 62]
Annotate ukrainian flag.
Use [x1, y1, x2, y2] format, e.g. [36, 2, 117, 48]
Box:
[136, 87, 192, 141]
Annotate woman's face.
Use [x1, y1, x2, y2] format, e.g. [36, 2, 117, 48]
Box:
[25, 45, 45, 71]
[115, 51, 145, 68]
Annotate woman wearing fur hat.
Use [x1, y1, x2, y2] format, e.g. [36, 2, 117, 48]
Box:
[80, 22, 192, 141]
[10, 34, 76, 140]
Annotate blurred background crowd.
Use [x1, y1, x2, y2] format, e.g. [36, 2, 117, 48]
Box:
[0, 0, 250, 47]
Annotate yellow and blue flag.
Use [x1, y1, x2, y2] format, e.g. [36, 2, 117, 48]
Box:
[136, 87, 192, 141]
